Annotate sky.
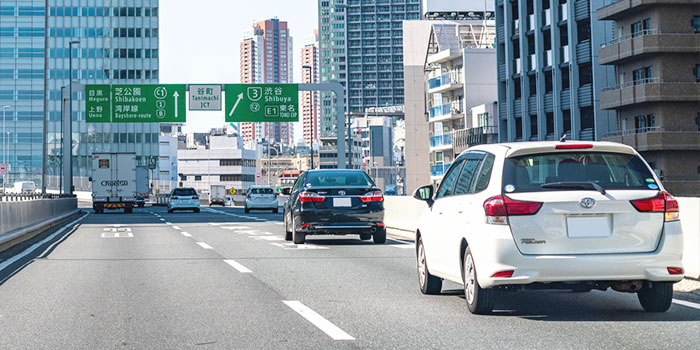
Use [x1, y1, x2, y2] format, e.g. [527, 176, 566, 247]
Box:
[159, 0, 318, 139]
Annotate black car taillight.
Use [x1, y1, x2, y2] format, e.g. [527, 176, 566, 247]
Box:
[299, 191, 325, 203]
[360, 191, 383, 202]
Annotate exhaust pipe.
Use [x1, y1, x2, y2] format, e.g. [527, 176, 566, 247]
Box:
[611, 280, 643, 293]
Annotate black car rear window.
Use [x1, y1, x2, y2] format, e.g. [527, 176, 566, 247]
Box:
[173, 188, 197, 196]
[502, 152, 657, 193]
[305, 171, 373, 187]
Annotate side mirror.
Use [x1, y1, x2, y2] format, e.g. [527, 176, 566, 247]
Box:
[412, 185, 434, 205]
[281, 188, 291, 196]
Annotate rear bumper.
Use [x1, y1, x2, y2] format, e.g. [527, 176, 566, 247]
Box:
[94, 201, 133, 210]
[295, 209, 384, 235]
[470, 221, 684, 288]
[245, 200, 278, 209]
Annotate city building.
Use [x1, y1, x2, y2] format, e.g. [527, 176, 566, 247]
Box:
[239, 18, 294, 146]
[155, 135, 179, 195]
[301, 30, 320, 148]
[177, 135, 257, 198]
[318, 136, 362, 170]
[317, 0, 422, 138]
[0, 0, 161, 191]
[596, 0, 700, 196]
[350, 115, 404, 190]
[495, 0, 616, 143]
[425, 21, 498, 184]
[258, 154, 319, 187]
[403, 1, 493, 192]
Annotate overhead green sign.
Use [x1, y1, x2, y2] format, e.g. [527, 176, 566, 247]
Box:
[224, 84, 299, 123]
[86, 85, 111, 123]
[85, 84, 187, 123]
[112, 84, 186, 123]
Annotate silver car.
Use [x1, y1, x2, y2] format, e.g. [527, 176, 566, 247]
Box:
[244, 186, 279, 213]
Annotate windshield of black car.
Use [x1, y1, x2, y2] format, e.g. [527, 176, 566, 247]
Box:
[305, 171, 374, 187]
[502, 152, 657, 193]
[173, 188, 197, 196]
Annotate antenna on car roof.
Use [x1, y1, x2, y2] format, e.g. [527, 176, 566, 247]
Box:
[559, 133, 567, 142]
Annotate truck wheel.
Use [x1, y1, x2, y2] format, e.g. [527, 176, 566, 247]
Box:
[125, 207, 133, 214]
[638, 282, 673, 312]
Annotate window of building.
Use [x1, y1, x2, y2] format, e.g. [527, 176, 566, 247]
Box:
[576, 20, 590, 42]
[546, 112, 554, 135]
[515, 117, 523, 140]
[545, 71, 553, 93]
[529, 76, 537, 94]
[562, 109, 571, 135]
[635, 114, 655, 132]
[694, 16, 700, 33]
[695, 64, 700, 82]
[579, 63, 592, 85]
[194, 176, 201, 181]
[561, 66, 570, 89]
[633, 66, 653, 84]
[530, 115, 538, 138]
[514, 77, 521, 99]
[580, 106, 594, 130]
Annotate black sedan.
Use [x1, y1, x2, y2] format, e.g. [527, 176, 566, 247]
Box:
[282, 169, 386, 244]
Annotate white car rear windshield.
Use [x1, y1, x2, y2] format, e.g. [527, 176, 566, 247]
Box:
[250, 188, 274, 194]
[173, 188, 197, 196]
[502, 152, 657, 193]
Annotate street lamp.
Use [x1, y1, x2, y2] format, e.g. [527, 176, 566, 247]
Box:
[2, 105, 9, 193]
[265, 140, 279, 186]
[63, 39, 80, 195]
[302, 65, 315, 170]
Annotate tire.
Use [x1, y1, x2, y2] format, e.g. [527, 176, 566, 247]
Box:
[167, 209, 173, 213]
[244, 207, 250, 214]
[292, 217, 305, 244]
[284, 213, 292, 241]
[125, 208, 133, 214]
[373, 228, 386, 244]
[463, 247, 495, 314]
[194, 208, 200, 213]
[637, 282, 673, 312]
[359, 232, 372, 240]
[273, 208, 278, 214]
[417, 237, 442, 295]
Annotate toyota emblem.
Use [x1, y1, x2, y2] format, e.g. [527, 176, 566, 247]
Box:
[338, 190, 346, 195]
[580, 197, 596, 209]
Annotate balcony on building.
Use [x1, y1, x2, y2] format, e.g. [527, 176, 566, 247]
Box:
[427, 72, 464, 94]
[430, 162, 452, 178]
[429, 133, 453, 151]
[597, 0, 698, 21]
[451, 126, 499, 154]
[428, 102, 463, 122]
[600, 79, 700, 110]
[599, 29, 700, 65]
[601, 126, 700, 152]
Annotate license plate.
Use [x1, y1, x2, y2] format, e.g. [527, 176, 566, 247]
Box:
[567, 216, 611, 238]
[333, 197, 352, 207]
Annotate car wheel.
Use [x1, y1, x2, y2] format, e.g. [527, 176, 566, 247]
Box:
[463, 247, 495, 314]
[194, 208, 200, 213]
[637, 282, 673, 312]
[359, 232, 371, 240]
[417, 237, 442, 295]
[244, 207, 250, 213]
[373, 228, 386, 244]
[167, 209, 173, 213]
[284, 212, 292, 241]
[292, 216, 305, 244]
[273, 208, 278, 214]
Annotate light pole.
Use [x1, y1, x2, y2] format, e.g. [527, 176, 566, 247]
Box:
[302, 65, 315, 170]
[2, 105, 9, 193]
[63, 39, 80, 195]
[266, 140, 279, 186]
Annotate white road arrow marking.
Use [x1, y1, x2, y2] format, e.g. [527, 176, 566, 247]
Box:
[173, 91, 180, 118]
[228, 93, 244, 116]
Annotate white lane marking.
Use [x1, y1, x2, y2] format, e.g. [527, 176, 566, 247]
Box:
[221, 226, 252, 230]
[251, 236, 284, 241]
[101, 231, 133, 238]
[224, 259, 252, 273]
[282, 301, 355, 341]
[159, 218, 165, 221]
[389, 244, 414, 249]
[181, 232, 192, 237]
[165, 222, 172, 225]
[673, 299, 700, 310]
[172, 226, 181, 230]
[274, 222, 285, 226]
[270, 243, 329, 250]
[196, 242, 213, 250]
[0, 213, 88, 273]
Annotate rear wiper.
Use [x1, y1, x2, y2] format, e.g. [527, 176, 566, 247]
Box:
[541, 181, 606, 195]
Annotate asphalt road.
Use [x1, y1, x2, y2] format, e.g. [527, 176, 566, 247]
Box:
[0, 206, 698, 349]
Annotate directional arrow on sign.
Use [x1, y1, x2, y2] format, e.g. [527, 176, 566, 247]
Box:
[173, 91, 180, 118]
[228, 93, 244, 117]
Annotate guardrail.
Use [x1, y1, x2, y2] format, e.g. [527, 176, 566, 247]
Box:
[0, 193, 72, 202]
[1, 196, 79, 251]
[601, 126, 700, 138]
[600, 29, 697, 48]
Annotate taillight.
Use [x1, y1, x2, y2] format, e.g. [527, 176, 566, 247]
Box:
[247, 194, 251, 199]
[360, 190, 383, 202]
[274, 193, 278, 199]
[299, 191, 325, 203]
[555, 144, 594, 149]
[630, 192, 679, 222]
[483, 195, 542, 225]
[667, 267, 683, 275]
[193, 196, 199, 200]
[491, 270, 514, 278]
[171, 196, 179, 200]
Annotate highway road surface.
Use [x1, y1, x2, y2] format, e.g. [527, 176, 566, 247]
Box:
[1, 206, 698, 349]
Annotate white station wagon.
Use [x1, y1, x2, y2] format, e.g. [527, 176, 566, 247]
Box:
[413, 141, 683, 314]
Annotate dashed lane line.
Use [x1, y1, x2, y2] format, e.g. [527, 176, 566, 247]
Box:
[282, 301, 355, 341]
[196, 242, 213, 250]
[172, 226, 181, 230]
[181, 232, 192, 237]
[673, 299, 700, 310]
[224, 259, 252, 273]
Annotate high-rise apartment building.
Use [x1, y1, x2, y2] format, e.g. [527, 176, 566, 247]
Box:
[596, 0, 700, 196]
[317, 0, 422, 138]
[239, 18, 294, 147]
[495, 0, 616, 143]
[0, 0, 161, 191]
[301, 30, 319, 147]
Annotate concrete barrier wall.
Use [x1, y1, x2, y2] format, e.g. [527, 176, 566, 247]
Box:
[0, 198, 78, 239]
[385, 196, 700, 279]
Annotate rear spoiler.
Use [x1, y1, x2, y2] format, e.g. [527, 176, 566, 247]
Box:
[505, 142, 637, 158]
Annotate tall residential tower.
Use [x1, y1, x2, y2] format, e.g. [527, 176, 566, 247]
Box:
[301, 30, 319, 148]
[239, 18, 294, 147]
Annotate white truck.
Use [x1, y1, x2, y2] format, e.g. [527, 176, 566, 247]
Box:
[209, 184, 226, 206]
[12, 181, 36, 194]
[91, 152, 136, 214]
[135, 166, 149, 207]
